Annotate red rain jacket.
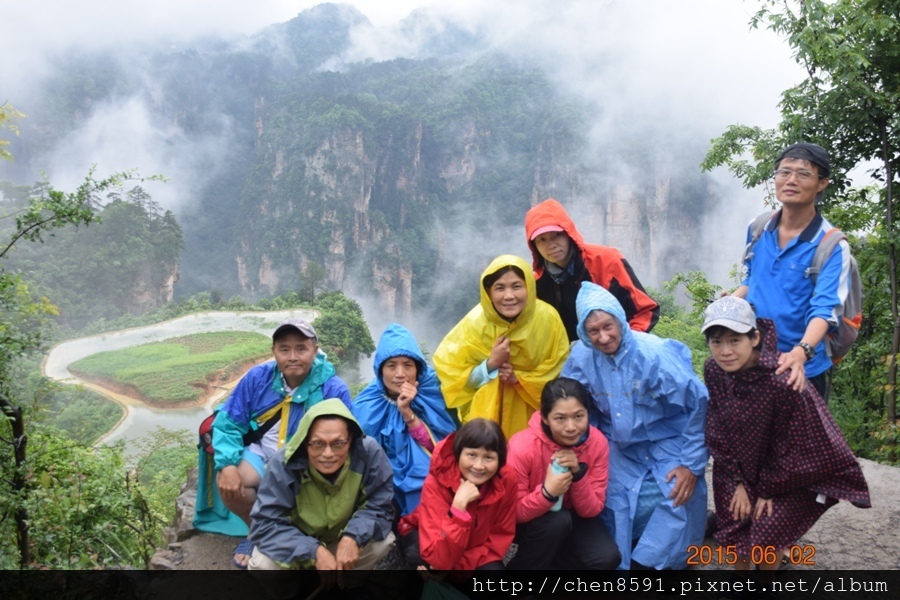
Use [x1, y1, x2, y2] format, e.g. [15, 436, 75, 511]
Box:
[399, 433, 517, 570]
[525, 198, 659, 338]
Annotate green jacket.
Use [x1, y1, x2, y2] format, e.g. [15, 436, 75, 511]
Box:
[249, 398, 394, 568]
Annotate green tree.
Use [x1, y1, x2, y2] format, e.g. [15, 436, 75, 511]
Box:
[1, 112, 163, 564]
[298, 261, 326, 303]
[313, 291, 375, 380]
[702, 0, 900, 454]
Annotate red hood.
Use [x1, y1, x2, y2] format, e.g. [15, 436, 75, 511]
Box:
[524, 198, 587, 276]
[430, 432, 513, 505]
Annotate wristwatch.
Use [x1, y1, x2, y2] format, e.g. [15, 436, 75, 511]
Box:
[797, 342, 815, 361]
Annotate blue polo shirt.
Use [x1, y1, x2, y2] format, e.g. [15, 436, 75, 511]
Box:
[743, 210, 850, 378]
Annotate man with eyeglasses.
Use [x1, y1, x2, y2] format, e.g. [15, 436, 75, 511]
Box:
[731, 142, 848, 402]
[209, 319, 352, 568]
[248, 398, 395, 594]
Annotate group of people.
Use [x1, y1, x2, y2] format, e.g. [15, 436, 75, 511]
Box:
[193, 143, 870, 590]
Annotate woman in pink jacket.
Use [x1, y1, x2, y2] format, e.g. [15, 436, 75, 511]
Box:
[507, 377, 621, 569]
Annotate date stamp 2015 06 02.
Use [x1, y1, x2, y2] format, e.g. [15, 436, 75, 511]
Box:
[686, 544, 816, 567]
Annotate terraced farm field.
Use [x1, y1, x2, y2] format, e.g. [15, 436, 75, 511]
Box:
[69, 331, 272, 406]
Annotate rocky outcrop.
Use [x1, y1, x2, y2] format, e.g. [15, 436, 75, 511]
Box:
[125, 262, 180, 315]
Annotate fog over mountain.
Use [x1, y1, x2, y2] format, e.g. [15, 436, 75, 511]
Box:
[1, 0, 806, 345]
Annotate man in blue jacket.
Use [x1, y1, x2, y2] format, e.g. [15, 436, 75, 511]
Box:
[732, 143, 847, 401]
[212, 319, 351, 567]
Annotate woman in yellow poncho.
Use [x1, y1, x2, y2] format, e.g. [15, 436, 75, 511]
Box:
[433, 254, 569, 439]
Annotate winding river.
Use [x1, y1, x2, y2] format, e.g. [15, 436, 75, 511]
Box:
[42, 309, 318, 455]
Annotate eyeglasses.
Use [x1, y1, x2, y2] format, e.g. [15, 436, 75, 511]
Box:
[773, 168, 821, 182]
[308, 439, 350, 452]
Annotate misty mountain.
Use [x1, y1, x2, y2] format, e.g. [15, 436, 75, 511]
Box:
[1, 2, 719, 334]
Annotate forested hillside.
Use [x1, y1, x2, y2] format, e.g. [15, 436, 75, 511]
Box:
[0, 183, 182, 329]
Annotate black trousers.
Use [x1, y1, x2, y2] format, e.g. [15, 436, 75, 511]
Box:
[506, 508, 621, 570]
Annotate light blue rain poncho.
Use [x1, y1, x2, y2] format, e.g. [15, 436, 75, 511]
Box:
[561, 282, 709, 570]
[352, 324, 457, 516]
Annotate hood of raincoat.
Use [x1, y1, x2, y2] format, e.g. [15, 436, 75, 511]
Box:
[352, 324, 456, 515]
[356, 324, 454, 433]
[479, 254, 538, 327]
[283, 397, 364, 461]
[525, 198, 589, 275]
[753, 318, 781, 372]
[575, 281, 632, 356]
[429, 432, 511, 503]
[370, 323, 428, 383]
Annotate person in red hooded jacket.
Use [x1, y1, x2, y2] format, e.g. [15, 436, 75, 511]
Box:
[398, 418, 517, 572]
[506, 377, 620, 570]
[525, 198, 659, 342]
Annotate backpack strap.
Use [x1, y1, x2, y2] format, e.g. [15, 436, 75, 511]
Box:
[806, 228, 847, 284]
[742, 209, 779, 265]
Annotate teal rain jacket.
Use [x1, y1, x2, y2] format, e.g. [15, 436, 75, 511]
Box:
[562, 282, 709, 570]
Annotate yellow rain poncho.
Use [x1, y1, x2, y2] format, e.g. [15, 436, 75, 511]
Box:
[433, 255, 569, 439]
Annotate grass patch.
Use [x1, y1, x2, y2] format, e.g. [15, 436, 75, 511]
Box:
[69, 331, 271, 405]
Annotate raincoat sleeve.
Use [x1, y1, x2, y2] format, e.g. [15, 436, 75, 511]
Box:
[507, 434, 555, 523]
[211, 408, 250, 472]
[660, 341, 709, 475]
[341, 438, 395, 547]
[474, 473, 517, 565]
[212, 365, 270, 471]
[702, 361, 742, 481]
[417, 476, 474, 570]
[250, 450, 321, 567]
[433, 307, 491, 411]
[568, 429, 609, 518]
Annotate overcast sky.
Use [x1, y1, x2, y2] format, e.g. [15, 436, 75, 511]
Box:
[3, 1, 801, 106]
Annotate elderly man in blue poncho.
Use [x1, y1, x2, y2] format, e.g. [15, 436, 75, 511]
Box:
[353, 324, 457, 520]
[562, 283, 709, 570]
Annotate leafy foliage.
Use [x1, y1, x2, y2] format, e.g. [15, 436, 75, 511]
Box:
[651, 283, 711, 377]
[702, 0, 900, 461]
[0, 121, 165, 565]
[313, 291, 375, 380]
[41, 384, 123, 446]
[0, 103, 25, 162]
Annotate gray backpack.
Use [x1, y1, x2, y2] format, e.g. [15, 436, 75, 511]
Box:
[742, 210, 863, 364]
